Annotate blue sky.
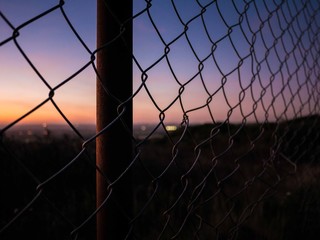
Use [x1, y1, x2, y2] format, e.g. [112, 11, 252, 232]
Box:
[1, 0, 319, 125]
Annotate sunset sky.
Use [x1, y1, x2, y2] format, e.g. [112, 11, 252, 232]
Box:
[1, 0, 319, 126]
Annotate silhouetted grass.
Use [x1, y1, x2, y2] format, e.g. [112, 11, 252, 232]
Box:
[0, 115, 319, 239]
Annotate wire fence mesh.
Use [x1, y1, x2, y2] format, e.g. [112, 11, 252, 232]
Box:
[1, 0, 320, 239]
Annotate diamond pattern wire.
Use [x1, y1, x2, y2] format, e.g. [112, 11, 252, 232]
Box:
[1, 0, 320, 239]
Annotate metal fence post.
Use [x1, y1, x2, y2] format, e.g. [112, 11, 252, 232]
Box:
[96, 0, 132, 239]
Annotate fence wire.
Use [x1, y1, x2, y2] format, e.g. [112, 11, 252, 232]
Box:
[1, 0, 320, 239]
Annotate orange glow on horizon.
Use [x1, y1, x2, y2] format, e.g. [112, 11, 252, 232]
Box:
[0, 101, 96, 126]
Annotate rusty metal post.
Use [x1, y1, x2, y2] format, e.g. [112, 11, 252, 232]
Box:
[96, 0, 132, 239]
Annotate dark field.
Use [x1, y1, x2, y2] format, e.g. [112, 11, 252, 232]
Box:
[0, 115, 320, 239]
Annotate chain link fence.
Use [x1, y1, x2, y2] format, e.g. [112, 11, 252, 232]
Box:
[1, 0, 320, 239]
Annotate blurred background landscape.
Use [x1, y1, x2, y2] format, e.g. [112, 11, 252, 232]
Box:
[1, 115, 320, 239]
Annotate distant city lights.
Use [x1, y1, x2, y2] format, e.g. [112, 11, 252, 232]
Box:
[165, 125, 177, 132]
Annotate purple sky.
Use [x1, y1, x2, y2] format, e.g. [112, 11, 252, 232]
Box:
[1, 0, 319, 126]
